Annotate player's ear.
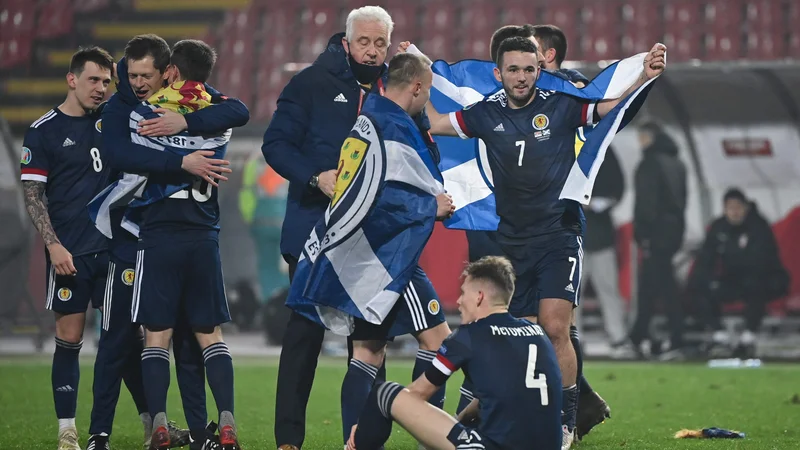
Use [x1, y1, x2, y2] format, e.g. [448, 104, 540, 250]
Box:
[66, 72, 77, 89]
[493, 66, 502, 83]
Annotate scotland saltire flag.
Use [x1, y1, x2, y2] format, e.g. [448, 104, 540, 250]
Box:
[420, 45, 659, 231]
[286, 95, 444, 335]
[88, 87, 230, 238]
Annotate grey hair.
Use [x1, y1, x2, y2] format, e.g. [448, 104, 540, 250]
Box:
[345, 6, 394, 42]
[386, 53, 432, 88]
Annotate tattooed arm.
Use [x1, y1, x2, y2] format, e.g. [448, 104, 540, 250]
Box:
[22, 181, 76, 275]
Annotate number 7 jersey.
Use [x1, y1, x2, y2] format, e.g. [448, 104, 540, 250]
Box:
[426, 312, 563, 449]
[450, 89, 596, 243]
[20, 107, 109, 257]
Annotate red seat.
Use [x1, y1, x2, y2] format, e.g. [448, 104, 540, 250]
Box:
[703, 0, 744, 61]
[383, 1, 419, 44]
[661, 0, 702, 61]
[500, 1, 536, 27]
[580, 1, 620, 61]
[619, 1, 663, 56]
[744, 0, 787, 60]
[36, 0, 74, 40]
[0, 1, 35, 40]
[0, 35, 33, 69]
[258, 3, 301, 43]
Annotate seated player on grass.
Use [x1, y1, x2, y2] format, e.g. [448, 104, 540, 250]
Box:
[347, 256, 563, 450]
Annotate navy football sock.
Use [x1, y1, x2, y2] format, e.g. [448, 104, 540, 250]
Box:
[562, 384, 579, 430]
[174, 327, 207, 432]
[203, 342, 235, 419]
[353, 381, 404, 450]
[456, 380, 475, 415]
[141, 347, 171, 420]
[52, 337, 82, 420]
[341, 359, 378, 444]
[123, 335, 148, 415]
[413, 350, 445, 409]
[570, 325, 593, 397]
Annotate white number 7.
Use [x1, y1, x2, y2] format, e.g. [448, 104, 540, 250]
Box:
[568, 256, 577, 281]
[516, 140, 525, 166]
[525, 344, 549, 405]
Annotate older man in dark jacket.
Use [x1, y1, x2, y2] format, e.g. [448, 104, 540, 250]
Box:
[630, 122, 687, 358]
[690, 189, 789, 356]
[261, 6, 441, 449]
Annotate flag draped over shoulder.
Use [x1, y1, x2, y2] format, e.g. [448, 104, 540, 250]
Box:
[419, 45, 659, 231]
[88, 81, 230, 238]
[285, 95, 445, 336]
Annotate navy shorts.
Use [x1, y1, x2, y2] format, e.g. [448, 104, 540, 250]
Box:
[132, 240, 230, 329]
[351, 266, 446, 341]
[501, 234, 583, 319]
[101, 257, 137, 332]
[446, 423, 501, 450]
[45, 251, 108, 314]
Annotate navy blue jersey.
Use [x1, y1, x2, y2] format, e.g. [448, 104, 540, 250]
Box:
[21, 108, 109, 257]
[138, 171, 221, 246]
[451, 90, 596, 242]
[427, 313, 562, 449]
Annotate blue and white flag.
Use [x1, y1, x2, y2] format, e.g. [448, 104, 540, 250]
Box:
[286, 95, 444, 335]
[88, 102, 230, 238]
[417, 45, 659, 231]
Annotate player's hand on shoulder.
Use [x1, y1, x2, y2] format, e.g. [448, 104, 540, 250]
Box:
[436, 192, 455, 220]
[318, 169, 338, 198]
[47, 243, 76, 276]
[644, 43, 667, 79]
[395, 41, 411, 54]
[346, 424, 358, 450]
[137, 109, 188, 137]
[181, 150, 232, 187]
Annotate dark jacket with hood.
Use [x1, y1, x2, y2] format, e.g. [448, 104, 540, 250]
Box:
[633, 128, 687, 253]
[262, 32, 438, 259]
[102, 57, 250, 263]
[690, 201, 789, 297]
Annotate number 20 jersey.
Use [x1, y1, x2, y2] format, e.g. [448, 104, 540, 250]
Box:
[20, 107, 109, 257]
[137, 135, 227, 247]
[427, 313, 563, 449]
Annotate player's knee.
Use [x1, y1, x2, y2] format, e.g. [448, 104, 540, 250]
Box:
[415, 322, 451, 351]
[144, 326, 173, 348]
[353, 340, 386, 366]
[54, 312, 85, 343]
[193, 326, 223, 349]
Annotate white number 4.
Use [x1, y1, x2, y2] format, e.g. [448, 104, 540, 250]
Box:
[525, 344, 549, 405]
[516, 140, 525, 166]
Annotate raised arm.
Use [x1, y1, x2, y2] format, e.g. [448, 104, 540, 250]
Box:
[596, 44, 665, 119]
[425, 102, 461, 137]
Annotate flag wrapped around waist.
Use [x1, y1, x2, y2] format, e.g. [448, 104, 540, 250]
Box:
[286, 95, 444, 335]
[88, 84, 229, 238]
[422, 47, 659, 231]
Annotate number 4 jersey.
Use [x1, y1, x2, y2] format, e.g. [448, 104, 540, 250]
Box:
[425, 312, 563, 449]
[20, 107, 109, 257]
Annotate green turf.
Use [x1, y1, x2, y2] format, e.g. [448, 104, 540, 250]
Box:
[1, 357, 799, 449]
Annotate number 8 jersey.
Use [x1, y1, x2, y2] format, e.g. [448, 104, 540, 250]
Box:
[425, 312, 563, 450]
[20, 107, 109, 257]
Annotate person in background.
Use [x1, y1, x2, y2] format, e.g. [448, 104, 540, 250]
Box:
[630, 121, 687, 359]
[578, 146, 636, 358]
[689, 188, 789, 357]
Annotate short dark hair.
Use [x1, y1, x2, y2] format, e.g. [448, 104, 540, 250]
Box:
[496, 36, 538, 68]
[489, 25, 535, 64]
[462, 256, 516, 305]
[724, 188, 747, 204]
[387, 53, 432, 88]
[533, 24, 568, 66]
[170, 39, 217, 83]
[69, 46, 114, 76]
[124, 34, 170, 73]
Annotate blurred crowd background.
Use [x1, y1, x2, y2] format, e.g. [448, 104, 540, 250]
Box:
[1, 0, 799, 360]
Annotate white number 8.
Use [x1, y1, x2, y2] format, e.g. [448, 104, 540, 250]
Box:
[90, 147, 102, 172]
[525, 344, 549, 405]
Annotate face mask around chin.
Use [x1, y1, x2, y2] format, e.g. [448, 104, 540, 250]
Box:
[347, 50, 383, 84]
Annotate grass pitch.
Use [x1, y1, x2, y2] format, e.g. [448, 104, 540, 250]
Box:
[1, 357, 799, 449]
